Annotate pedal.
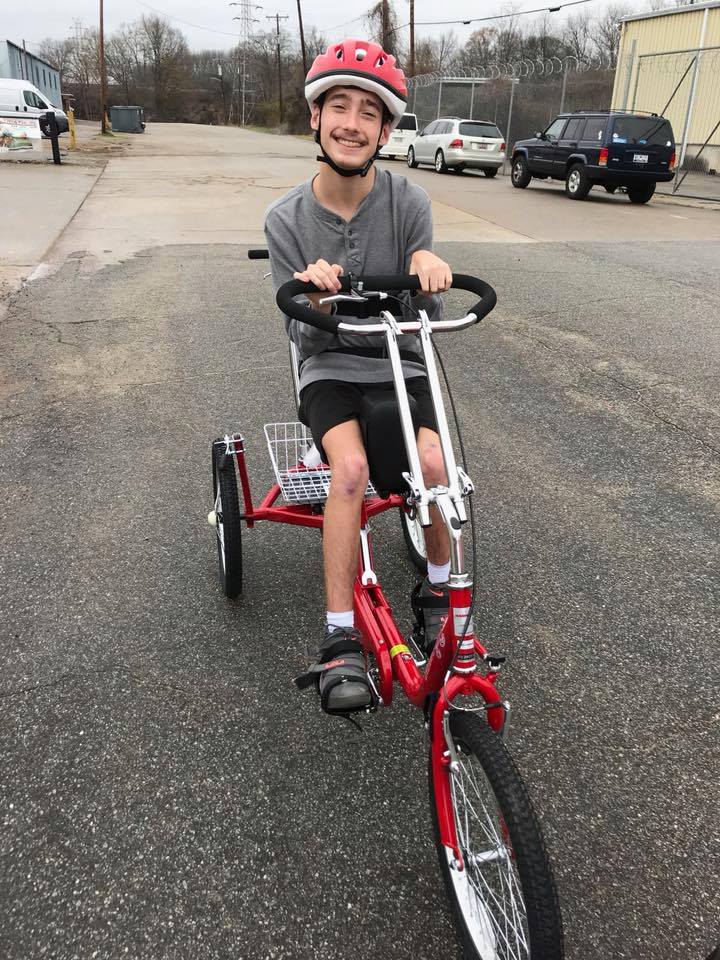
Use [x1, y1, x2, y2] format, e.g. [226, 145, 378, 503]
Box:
[406, 632, 428, 667]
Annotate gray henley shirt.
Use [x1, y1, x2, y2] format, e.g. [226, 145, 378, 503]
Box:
[264, 168, 442, 391]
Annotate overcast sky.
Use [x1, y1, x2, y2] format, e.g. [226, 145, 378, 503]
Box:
[8, 0, 647, 56]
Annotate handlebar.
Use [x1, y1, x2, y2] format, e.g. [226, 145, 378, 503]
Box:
[275, 274, 497, 335]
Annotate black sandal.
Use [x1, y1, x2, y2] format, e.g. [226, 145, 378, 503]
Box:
[295, 627, 378, 716]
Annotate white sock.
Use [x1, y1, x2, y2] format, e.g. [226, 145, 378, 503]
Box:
[427, 560, 451, 586]
[326, 609, 354, 632]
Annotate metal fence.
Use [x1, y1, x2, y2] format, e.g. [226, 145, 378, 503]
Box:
[407, 49, 720, 201]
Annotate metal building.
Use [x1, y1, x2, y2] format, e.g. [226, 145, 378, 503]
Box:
[0, 40, 63, 109]
[612, 1, 720, 173]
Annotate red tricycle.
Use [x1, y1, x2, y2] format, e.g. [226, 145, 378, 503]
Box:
[209, 256, 564, 960]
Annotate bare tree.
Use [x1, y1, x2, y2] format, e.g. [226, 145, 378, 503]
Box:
[414, 32, 458, 75]
[106, 25, 143, 104]
[364, 0, 405, 60]
[562, 12, 592, 61]
[37, 38, 75, 83]
[139, 15, 190, 118]
[591, 3, 632, 67]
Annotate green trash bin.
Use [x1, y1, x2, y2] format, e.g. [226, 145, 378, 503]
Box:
[109, 106, 145, 134]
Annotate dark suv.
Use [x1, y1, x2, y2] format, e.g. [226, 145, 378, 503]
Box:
[511, 111, 676, 204]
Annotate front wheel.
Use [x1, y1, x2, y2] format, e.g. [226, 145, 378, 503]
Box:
[435, 150, 449, 174]
[627, 182, 656, 204]
[430, 712, 564, 959]
[511, 155, 531, 188]
[483, 167, 498, 178]
[407, 146, 419, 169]
[212, 441, 243, 598]
[400, 509, 427, 573]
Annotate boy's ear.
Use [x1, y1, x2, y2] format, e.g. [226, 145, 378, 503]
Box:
[378, 118, 392, 148]
[310, 101, 321, 132]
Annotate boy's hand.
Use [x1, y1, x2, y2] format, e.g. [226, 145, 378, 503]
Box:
[293, 259, 343, 313]
[409, 250, 452, 294]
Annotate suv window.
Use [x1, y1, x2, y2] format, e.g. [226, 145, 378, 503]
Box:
[459, 121, 503, 139]
[422, 121, 438, 136]
[438, 121, 453, 134]
[561, 118, 585, 141]
[544, 118, 566, 140]
[397, 114, 417, 131]
[612, 116, 673, 146]
[580, 117, 606, 142]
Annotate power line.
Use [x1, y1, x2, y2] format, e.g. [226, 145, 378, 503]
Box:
[416, 0, 601, 28]
[134, 0, 242, 37]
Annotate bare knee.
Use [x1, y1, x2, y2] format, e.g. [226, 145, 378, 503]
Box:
[421, 443, 447, 488]
[329, 451, 369, 498]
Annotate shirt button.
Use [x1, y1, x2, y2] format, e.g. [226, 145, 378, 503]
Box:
[335, 218, 342, 225]
[349, 241, 356, 248]
[347, 229, 353, 236]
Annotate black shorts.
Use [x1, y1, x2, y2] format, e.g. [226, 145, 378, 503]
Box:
[298, 377, 437, 451]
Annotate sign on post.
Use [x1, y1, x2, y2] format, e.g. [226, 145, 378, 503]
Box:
[0, 115, 43, 156]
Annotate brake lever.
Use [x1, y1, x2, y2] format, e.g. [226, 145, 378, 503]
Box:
[318, 293, 369, 305]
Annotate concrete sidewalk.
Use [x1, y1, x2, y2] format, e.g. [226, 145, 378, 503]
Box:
[0, 162, 102, 306]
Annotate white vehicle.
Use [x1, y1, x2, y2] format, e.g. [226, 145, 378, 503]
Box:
[379, 112, 418, 160]
[407, 117, 506, 176]
[0, 78, 69, 133]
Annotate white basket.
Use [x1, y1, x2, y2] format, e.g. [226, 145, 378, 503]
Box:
[263, 422, 377, 504]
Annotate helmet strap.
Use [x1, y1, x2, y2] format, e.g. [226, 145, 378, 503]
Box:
[314, 116, 380, 179]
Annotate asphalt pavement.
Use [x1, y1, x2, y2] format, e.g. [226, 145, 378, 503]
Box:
[1, 124, 719, 960]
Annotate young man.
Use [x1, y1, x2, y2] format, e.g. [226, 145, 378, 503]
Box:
[265, 38, 453, 716]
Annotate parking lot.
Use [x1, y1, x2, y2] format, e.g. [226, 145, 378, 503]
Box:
[1, 123, 719, 960]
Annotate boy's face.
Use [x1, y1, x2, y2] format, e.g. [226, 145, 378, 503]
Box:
[311, 86, 391, 170]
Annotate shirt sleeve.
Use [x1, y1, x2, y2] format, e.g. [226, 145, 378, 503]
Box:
[264, 207, 337, 360]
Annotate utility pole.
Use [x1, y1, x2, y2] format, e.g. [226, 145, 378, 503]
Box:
[266, 13, 289, 124]
[409, 0, 415, 76]
[99, 0, 108, 133]
[296, 0, 308, 75]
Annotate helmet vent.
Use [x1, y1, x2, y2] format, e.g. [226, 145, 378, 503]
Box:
[355, 48, 367, 61]
[375, 56, 385, 66]
[335, 47, 344, 60]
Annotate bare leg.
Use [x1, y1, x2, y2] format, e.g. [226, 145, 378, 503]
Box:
[321, 419, 369, 613]
[417, 426, 450, 566]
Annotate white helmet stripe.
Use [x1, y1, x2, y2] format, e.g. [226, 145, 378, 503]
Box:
[305, 73, 406, 130]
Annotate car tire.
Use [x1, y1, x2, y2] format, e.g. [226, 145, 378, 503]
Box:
[407, 146, 419, 169]
[435, 150, 448, 174]
[627, 183, 656, 204]
[565, 163, 591, 200]
[604, 184, 618, 194]
[511, 155, 531, 188]
[483, 167, 498, 178]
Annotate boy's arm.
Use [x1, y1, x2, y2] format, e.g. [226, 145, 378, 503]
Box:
[403, 200, 449, 320]
[264, 213, 337, 357]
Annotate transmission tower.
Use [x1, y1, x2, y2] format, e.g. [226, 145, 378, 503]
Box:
[230, 1, 262, 125]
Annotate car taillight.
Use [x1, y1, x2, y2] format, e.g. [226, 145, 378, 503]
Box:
[500, 142, 506, 152]
[449, 138, 463, 149]
[669, 150, 676, 171]
[599, 147, 608, 167]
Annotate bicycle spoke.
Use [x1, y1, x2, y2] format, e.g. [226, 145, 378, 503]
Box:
[450, 750, 531, 959]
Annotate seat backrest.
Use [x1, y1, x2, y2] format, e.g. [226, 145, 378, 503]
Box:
[360, 388, 418, 496]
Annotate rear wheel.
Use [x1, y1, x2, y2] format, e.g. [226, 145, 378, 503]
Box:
[483, 167, 498, 178]
[565, 163, 591, 200]
[435, 150, 449, 174]
[627, 182, 656, 204]
[511, 155, 531, 188]
[430, 712, 564, 959]
[407, 146, 419, 169]
[212, 441, 243, 598]
[400, 509, 427, 573]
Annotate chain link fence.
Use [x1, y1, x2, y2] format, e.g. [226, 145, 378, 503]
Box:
[407, 49, 720, 201]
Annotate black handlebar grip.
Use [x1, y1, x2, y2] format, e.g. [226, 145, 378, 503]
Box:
[247, 249, 270, 259]
[275, 273, 497, 332]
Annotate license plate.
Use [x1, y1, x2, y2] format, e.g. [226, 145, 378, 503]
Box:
[472, 142, 489, 150]
[633, 153, 649, 163]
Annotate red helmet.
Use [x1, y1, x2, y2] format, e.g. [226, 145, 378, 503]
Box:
[305, 38, 407, 129]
